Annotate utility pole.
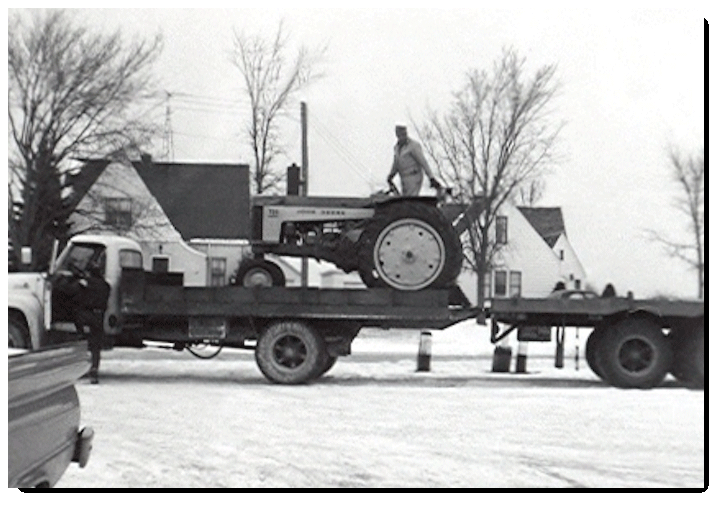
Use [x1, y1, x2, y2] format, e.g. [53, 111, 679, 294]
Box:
[301, 101, 309, 287]
[163, 91, 174, 161]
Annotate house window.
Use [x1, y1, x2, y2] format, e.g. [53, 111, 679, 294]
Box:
[152, 256, 169, 273]
[495, 216, 508, 245]
[510, 271, 522, 297]
[493, 270, 507, 296]
[210, 258, 227, 287]
[575, 279, 581, 290]
[560, 250, 564, 261]
[104, 197, 132, 230]
[483, 272, 492, 299]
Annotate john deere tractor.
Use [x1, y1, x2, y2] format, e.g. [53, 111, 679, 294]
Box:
[233, 193, 462, 292]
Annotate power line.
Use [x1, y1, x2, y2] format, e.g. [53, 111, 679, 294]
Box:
[308, 113, 377, 187]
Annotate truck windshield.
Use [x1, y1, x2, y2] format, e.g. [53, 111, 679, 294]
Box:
[57, 243, 105, 273]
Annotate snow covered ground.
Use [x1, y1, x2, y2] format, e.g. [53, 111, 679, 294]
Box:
[54, 321, 704, 489]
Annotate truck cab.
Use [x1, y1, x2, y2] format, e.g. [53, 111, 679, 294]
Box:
[8, 234, 145, 350]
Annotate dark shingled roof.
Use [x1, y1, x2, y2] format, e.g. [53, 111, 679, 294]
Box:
[132, 160, 250, 240]
[517, 207, 566, 247]
[73, 158, 250, 240]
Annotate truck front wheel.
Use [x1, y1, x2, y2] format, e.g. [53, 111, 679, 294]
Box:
[596, 317, 672, 389]
[9, 313, 30, 349]
[255, 321, 326, 384]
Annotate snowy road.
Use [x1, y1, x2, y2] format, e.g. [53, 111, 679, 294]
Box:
[56, 326, 705, 489]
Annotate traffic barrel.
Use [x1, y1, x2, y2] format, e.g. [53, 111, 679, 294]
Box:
[492, 345, 512, 373]
[515, 341, 528, 373]
[416, 331, 432, 372]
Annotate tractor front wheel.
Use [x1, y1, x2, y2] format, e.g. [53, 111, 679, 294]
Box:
[233, 259, 285, 287]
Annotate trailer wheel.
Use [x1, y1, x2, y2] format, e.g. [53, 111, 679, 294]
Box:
[9, 313, 30, 349]
[669, 320, 704, 388]
[585, 326, 607, 381]
[358, 201, 462, 291]
[596, 317, 672, 389]
[255, 321, 326, 384]
[233, 259, 285, 287]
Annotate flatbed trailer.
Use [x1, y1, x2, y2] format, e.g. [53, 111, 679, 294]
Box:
[487, 294, 705, 389]
[119, 268, 478, 383]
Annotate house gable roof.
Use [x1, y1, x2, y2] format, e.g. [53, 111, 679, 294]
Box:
[66, 159, 110, 210]
[73, 157, 250, 240]
[132, 159, 250, 240]
[517, 207, 566, 248]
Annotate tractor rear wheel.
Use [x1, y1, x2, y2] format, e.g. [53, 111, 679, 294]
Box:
[358, 202, 462, 291]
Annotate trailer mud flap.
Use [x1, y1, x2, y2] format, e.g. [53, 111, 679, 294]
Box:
[188, 317, 227, 339]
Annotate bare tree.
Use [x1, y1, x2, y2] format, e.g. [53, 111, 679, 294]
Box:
[416, 48, 561, 305]
[231, 20, 325, 194]
[649, 147, 705, 299]
[516, 179, 546, 207]
[8, 9, 162, 270]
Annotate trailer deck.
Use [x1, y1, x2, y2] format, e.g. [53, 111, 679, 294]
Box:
[488, 296, 704, 328]
[120, 268, 477, 330]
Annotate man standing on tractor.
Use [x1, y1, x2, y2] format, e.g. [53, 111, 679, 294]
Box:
[387, 124, 441, 196]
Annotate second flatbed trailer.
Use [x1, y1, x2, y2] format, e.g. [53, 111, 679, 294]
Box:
[487, 293, 704, 389]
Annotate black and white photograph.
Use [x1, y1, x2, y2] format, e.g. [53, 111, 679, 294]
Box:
[7, 5, 706, 490]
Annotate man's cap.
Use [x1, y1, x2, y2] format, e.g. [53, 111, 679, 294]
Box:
[395, 124, 407, 130]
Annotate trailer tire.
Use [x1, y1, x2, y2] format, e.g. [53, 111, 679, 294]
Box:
[255, 321, 326, 384]
[596, 317, 672, 389]
[670, 320, 704, 388]
[9, 313, 31, 349]
[358, 201, 462, 291]
[585, 326, 607, 382]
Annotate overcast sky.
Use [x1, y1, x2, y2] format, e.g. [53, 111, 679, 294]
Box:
[12, 6, 708, 299]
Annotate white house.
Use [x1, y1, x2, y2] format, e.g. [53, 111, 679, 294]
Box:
[68, 155, 251, 286]
[457, 203, 587, 301]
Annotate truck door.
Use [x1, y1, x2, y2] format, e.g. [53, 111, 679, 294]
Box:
[50, 242, 108, 335]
